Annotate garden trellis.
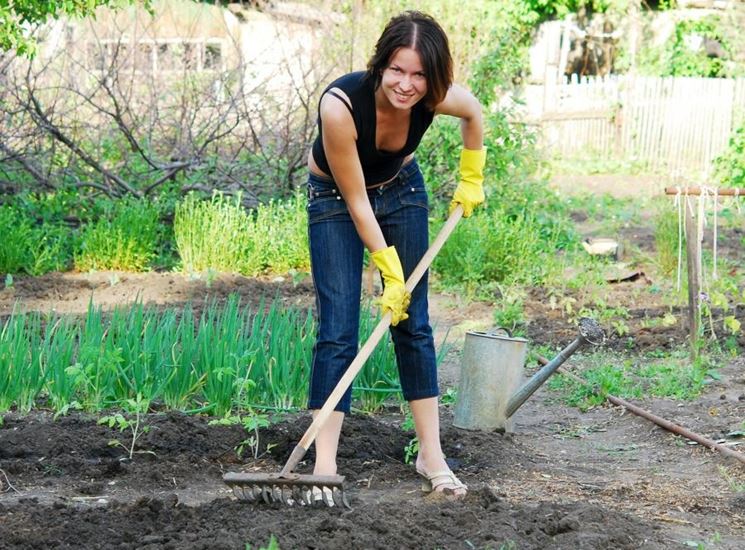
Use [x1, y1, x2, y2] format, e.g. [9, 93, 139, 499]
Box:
[664, 185, 745, 358]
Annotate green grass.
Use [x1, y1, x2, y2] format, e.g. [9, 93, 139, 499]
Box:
[547, 350, 719, 410]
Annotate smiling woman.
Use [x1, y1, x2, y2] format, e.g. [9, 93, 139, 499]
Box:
[303, 10, 486, 503]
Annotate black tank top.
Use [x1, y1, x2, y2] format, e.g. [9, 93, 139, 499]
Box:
[311, 71, 435, 185]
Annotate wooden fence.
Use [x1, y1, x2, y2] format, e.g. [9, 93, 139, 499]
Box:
[533, 75, 745, 176]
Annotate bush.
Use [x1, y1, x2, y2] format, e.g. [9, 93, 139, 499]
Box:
[0, 207, 34, 274]
[714, 124, 745, 188]
[432, 202, 570, 297]
[75, 199, 161, 272]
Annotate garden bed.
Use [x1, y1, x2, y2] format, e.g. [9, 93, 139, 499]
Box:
[1, 271, 744, 549]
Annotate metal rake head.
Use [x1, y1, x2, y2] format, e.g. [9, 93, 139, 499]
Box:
[223, 472, 351, 508]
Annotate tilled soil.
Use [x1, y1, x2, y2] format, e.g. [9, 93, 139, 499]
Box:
[1, 270, 744, 549]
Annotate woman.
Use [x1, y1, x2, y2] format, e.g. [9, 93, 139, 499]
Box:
[306, 11, 485, 500]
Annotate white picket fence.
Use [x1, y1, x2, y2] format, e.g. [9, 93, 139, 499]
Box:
[530, 75, 745, 176]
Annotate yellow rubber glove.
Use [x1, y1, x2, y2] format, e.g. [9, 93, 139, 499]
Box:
[370, 246, 411, 327]
[449, 147, 486, 218]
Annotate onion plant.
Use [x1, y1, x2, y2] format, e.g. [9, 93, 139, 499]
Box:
[0, 296, 433, 416]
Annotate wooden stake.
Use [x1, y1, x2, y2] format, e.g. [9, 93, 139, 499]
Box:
[684, 198, 702, 360]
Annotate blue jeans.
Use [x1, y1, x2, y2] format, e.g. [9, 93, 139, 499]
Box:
[306, 159, 438, 413]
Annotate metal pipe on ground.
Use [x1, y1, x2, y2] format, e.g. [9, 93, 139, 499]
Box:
[537, 355, 745, 466]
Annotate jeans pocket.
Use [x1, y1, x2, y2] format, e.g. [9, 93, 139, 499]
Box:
[307, 192, 349, 224]
[397, 179, 429, 210]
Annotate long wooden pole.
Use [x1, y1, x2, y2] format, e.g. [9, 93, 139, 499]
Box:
[665, 186, 745, 196]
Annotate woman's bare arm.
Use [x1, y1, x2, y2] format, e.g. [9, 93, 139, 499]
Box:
[320, 93, 388, 253]
[434, 84, 483, 149]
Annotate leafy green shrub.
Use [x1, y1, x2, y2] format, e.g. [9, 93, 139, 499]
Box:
[75, 199, 161, 272]
[713, 124, 745, 188]
[243, 191, 309, 276]
[637, 15, 741, 78]
[433, 203, 569, 297]
[0, 206, 34, 274]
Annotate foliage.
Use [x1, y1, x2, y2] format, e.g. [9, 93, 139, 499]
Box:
[713, 124, 745, 188]
[97, 393, 154, 460]
[0, 296, 450, 415]
[653, 201, 681, 277]
[547, 350, 719, 411]
[432, 194, 575, 297]
[209, 410, 275, 459]
[0, 0, 144, 56]
[75, 198, 162, 272]
[0, 204, 72, 275]
[174, 192, 309, 277]
[637, 15, 741, 78]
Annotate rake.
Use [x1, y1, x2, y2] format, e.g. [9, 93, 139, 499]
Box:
[223, 206, 464, 508]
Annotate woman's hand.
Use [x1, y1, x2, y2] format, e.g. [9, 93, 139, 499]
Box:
[371, 246, 410, 326]
[449, 147, 486, 217]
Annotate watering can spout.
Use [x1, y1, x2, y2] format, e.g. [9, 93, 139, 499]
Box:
[454, 318, 604, 432]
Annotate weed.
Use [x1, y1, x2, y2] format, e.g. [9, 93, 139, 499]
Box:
[718, 466, 745, 493]
[653, 202, 681, 276]
[401, 411, 419, 465]
[492, 286, 526, 335]
[4, 274, 12, 289]
[547, 350, 714, 409]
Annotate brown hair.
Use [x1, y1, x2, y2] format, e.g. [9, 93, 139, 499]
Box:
[365, 11, 453, 109]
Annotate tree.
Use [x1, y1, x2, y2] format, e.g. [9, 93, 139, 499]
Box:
[0, 0, 148, 56]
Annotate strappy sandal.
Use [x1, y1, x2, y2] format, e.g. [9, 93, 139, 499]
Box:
[416, 468, 467, 496]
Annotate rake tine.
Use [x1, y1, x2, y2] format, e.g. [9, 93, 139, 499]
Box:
[291, 485, 307, 506]
[261, 485, 274, 504]
[340, 488, 352, 509]
[321, 486, 333, 507]
[281, 485, 295, 506]
[331, 487, 346, 508]
[251, 485, 262, 501]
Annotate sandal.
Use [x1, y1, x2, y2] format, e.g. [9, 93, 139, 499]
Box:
[416, 468, 467, 496]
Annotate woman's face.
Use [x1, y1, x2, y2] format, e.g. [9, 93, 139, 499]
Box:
[379, 47, 427, 110]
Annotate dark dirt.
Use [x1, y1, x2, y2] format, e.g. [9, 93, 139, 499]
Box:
[1, 197, 744, 548]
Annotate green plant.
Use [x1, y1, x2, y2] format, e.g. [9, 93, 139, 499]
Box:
[75, 198, 161, 272]
[714, 124, 745, 188]
[401, 412, 419, 465]
[0, 206, 34, 274]
[245, 535, 281, 550]
[492, 286, 526, 335]
[97, 394, 154, 461]
[210, 411, 275, 459]
[653, 202, 681, 276]
[548, 350, 716, 410]
[175, 192, 309, 277]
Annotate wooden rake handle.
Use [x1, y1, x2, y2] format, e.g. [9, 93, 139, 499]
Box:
[281, 205, 464, 475]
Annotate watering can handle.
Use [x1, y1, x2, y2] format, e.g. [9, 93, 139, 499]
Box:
[486, 327, 512, 338]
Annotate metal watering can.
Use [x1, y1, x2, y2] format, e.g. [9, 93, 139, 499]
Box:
[453, 318, 604, 433]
